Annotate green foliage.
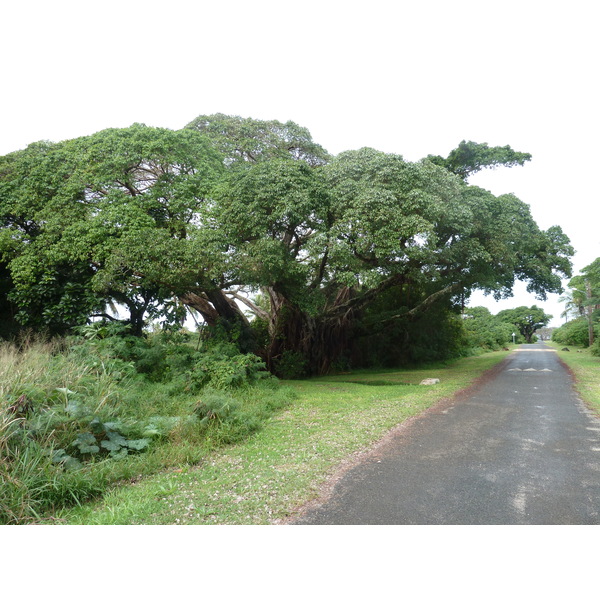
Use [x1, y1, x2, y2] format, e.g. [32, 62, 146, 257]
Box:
[73, 326, 272, 390]
[185, 113, 331, 166]
[212, 158, 329, 298]
[194, 392, 242, 425]
[561, 257, 600, 347]
[552, 317, 599, 347]
[462, 306, 515, 350]
[496, 305, 552, 343]
[0, 331, 291, 523]
[274, 350, 309, 379]
[70, 418, 151, 461]
[405, 314, 469, 364]
[353, 290, 470, 367]
[193, 390, 261, 445]
[71, 432, 99, 456]
[71, 326, 196, 383]
[581, 257, 600, 289]
[1, 124, 224, 336]
[427, 140, 532, 180]
[190, 342, 271, 390]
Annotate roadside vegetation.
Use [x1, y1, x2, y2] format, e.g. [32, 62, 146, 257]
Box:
[1, 327, 516, 525]
[0, 328, 293, 524]
[54, 349, 511, 525]
[549, 257, 600, 411]
[548, 341, 600, 413]
[552, 257, 600, 354]
[4, 332, 598, 525]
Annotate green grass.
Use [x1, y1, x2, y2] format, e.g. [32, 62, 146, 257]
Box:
[547, 341, 600, 412]
[0, 335, 294, 524]
[55, 350, 512, 524]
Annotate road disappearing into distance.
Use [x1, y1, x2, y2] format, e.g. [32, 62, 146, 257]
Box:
[294, 343, 600, 525]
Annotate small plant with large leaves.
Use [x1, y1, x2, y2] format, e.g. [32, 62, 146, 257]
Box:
[69, 418, 151, 462]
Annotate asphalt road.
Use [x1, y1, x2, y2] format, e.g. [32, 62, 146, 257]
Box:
[293, 343, 600, 524]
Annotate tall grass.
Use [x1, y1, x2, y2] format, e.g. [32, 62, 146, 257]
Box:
[0, 337, 57, 398]
[0, 338, 102, 522]
[0, 333, 293, 524]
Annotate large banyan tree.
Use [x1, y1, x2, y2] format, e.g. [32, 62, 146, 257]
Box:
[0, 114, 573, 373]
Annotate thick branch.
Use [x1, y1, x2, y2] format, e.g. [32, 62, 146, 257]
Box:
[225, 290, 269, 321]
[115, 179, 140, 197]
[310, 246, 329, 289]
[90, 312, 119, 322]
[380, 282, 463, 324]
[325, 273, 405, 317]
[180, 291, 220, 325]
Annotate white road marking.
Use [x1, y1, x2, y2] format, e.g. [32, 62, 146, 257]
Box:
[512, 487, 527, 515]
[507, 368, 553, 372]
[514, 349, 557, 352]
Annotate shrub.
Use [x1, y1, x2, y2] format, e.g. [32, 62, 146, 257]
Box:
[0, 330, 290, 523]
[552, 318, 595, 347]
[194, 392, 242, 425]
[462, 307, 515, 350]
[273, 350, 308, 379]
[190, 342, 271, 390]
[192, 384, 293, 447]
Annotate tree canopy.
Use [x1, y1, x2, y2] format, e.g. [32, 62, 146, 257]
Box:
[0, 115, 574, 374]
[496, 305, 553, 343]
[427, 140, 532, 180]
[184, 113, 330, 167]
[0, 124, 225, 334]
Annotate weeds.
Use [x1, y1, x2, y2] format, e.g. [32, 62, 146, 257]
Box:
[0, 332, 291, 524]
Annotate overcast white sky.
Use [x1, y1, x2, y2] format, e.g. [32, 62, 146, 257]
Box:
[2, 0, 598, 327]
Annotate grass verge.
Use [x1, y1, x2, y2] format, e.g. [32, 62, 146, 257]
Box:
[55, 350, 511, 525]
[547, 341, 600, 412]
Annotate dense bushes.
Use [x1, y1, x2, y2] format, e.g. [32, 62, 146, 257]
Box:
[347, 303, 517, 370]
[462, 307, 515, 350]
[0, 330, 293, 524]
[552, 317, 599, 347]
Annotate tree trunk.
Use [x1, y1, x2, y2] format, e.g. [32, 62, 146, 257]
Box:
[180, 288, 257, 352]
[586, 280, 595, 346]
[265, 287, 356, 377]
